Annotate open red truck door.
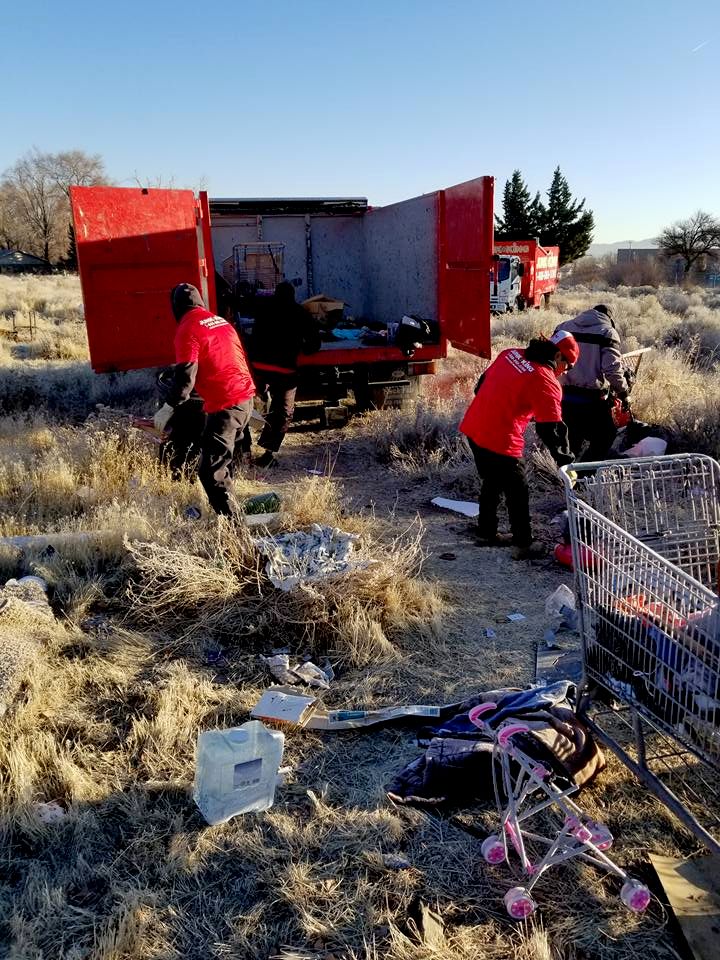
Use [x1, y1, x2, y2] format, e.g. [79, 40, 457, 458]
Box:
[70, 186, 216, 373]
[438, 175, 493, 359]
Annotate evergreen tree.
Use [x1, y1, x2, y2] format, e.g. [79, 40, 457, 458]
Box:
[539, 167, 594, 265]
[528, 191, 546, 240]
[495, 170, 536, 239]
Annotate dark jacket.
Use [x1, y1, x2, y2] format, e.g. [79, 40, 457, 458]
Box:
[554, 309, 629, 398]
[250, 282, 321, 375]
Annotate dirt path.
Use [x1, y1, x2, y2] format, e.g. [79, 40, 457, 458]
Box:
[271, 420, 574, 700]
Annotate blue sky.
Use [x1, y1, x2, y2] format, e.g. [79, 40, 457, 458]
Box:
[3, 0, 718, 242]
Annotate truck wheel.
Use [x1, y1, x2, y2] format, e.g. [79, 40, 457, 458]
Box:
[516, 296, 525, 312]
[543, 293, 552, 308]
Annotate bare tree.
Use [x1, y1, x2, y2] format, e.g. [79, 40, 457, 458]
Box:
[657, 210, 720, 274]
[0, 149, 108, 263]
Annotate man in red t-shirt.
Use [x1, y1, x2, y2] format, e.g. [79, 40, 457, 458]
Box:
[154, 283, 256, 515]
[459, 330, 578, 559]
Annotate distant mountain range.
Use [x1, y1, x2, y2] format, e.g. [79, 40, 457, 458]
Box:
[588, 239, 658, 257]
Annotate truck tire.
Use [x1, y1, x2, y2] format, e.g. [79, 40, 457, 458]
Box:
[543, 292, 552, 308]
[516, 296, 526, 312]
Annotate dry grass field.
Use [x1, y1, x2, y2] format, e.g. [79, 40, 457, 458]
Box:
[0, 274, 719, 959]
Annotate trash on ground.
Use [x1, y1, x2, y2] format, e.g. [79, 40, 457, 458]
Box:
[387, 681, 603, 807]
[253, 524, 366, 591]
[407, 899, 446, 950]
[193, 720, 285, 824]
[430, 497, 479, 519]
[243, 512, 283, 532]
[485, 627, 497, 639]
[185, 506, 202, 520]
[506, 612, 526, 623]
[0, 531, 108, 552]
[34, 801, 66, 824]
[380, 853, 412, 870]
[306, 468, 324, 476]
[468, 695, 648, 919]
[545, 584, 578, 631]
[536, 644, 583, 685]
[251, 686, 444, 731]
[438, 552, 456, 561]
[622, 436, 668, 458]
[544, 628, 560, 650]
[262, 654, 331, 689]
[243, 492, 281, 515]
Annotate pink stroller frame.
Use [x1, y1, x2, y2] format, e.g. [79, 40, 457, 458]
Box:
[469, 702, 651, 919]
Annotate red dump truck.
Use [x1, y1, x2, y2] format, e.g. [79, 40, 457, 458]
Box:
[69, 176, 494, 413]
[490, 239, 560, 314]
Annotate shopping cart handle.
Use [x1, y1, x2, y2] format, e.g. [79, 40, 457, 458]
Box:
[498, 723, 530, 747]
[469, 703, 497, 728]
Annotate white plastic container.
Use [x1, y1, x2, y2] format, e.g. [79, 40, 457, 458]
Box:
[193, 720, 284, 825]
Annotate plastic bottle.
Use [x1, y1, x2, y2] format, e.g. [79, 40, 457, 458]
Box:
[193, 720, 285, 825]
[545, 583, 578, 630]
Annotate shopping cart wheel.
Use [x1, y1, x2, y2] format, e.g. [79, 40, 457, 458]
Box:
[620, 880, 651, 912]
[481, 835, 506, 864]
[586, 821, 613, 851]
[504, 886, 536, 919]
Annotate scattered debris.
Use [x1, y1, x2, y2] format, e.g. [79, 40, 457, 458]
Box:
[244, 492, 281, 515]
[545, 584, 577, 630]
[262, 654, 331, 689]
[193, 720, 285, 824]
[485, 627, 497, 639]
[438, 552, 456, 561]
[430, 496, 479, 519]
[0, 531, 108, 552]
[506, 612, 526, 623]
[185, 506, 202, 520]
[253, 524, 367, 591]
[34, 801, 66, 824]
[381, 853, 412, 870]
[408, 899, 446, 949]
[623, 436, 668, 458]
[251, 687, 443, 731]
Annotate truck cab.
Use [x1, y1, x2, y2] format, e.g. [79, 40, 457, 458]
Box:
[490, 255, 524, 313]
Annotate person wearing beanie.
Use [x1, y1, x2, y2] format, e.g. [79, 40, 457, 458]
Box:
[249, 281, 321, 468]
[154, 283, 256, 515]
[553, 304, 632, 461]
[459, 331, 577, 560]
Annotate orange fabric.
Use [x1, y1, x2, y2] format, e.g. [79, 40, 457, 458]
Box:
[460, 348, 562, 457]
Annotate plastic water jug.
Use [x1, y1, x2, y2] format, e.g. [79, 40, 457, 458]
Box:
[193, 720, 284, 825]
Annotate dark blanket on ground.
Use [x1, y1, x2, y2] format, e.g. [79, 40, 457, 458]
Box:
[386, 681, 605, 807]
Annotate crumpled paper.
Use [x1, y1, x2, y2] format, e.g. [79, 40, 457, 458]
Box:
[263, 654, 331, 689]
[253, 523, 367, 592]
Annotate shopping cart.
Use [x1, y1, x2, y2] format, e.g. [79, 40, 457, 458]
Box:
[561, 454, 720, 854]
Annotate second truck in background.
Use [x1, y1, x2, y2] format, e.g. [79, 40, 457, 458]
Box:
[491, 239, 560, 313]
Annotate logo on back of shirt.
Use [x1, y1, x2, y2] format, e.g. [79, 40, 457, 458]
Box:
[199, 315, 228, 330]
[506, 349, 534, 374]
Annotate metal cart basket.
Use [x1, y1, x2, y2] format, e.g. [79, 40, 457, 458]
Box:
[561, 454, 720, 854]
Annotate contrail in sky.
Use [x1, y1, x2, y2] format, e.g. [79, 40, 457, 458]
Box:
[691, 40, 709, 53]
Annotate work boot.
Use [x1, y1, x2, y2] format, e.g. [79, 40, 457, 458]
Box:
[511, 541, 546, 561]
[254, 450, 278, 469]
[476, 531, 514, 547]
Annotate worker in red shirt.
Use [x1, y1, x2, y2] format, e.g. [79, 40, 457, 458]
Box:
[154, 283, 256, 516]
[459, 330, 579, 559]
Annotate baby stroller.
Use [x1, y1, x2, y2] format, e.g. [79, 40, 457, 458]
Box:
[470, 701, 651, 919]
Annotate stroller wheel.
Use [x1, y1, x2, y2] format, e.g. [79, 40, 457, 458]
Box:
[481, 835, 506, 864]
[504, 886, 536, 919]
[586, 820, 614, 851]
[620, 880, 651, 913]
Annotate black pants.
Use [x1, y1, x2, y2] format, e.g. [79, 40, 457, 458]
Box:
[161, 397, 206, 480]
[257, 372, 298, 453]
[469, 441, 532, 547]
[562, 397, 616, 463]
[198, 401, 254, 515]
